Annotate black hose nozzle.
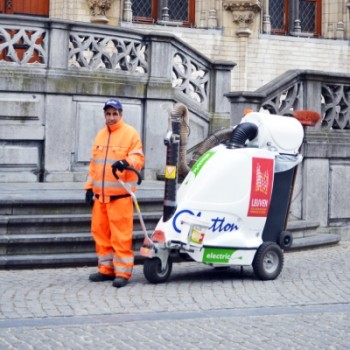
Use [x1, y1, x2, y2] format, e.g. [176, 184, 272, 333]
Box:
[228, 122, 258, 149]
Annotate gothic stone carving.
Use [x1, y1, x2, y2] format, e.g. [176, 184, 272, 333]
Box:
[87, 0, 112, 16]
[223, 0, 261, 28]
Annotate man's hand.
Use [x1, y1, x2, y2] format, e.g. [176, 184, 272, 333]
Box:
[85, 189, 94, 206]
[112, 160, 129, 173]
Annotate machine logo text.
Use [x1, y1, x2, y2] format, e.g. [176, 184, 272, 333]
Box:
[173, 209, 239, 234]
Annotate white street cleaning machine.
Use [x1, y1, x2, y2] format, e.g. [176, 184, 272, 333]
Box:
[140, 110, 305, 284]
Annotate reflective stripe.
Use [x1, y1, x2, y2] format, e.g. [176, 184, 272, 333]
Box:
[91, 158, 115, 165]
[129, 150, 144, 156]
[114, 265, 133, 274]
[98, 253, 114, 261]
[92, 155, 142, 164]
[98, 253, 114, 266]
[92, 180, 138, 188]
[113, 256, 134, 264]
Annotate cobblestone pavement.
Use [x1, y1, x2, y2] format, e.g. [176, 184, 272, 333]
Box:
[0, 241, 349, 350]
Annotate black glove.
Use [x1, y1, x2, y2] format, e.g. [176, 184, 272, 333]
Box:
[112, 159, 129, 173]
[85, 189, 94, 207]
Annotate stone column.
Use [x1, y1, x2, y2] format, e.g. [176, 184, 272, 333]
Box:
[123, 0, 132, 22]
[344, 0, 350, 40]
[223, 1, 261, 91]
[208, 0, 218, 28]
[225, 91, 264, 125]
[302, 155, 329, 227]
[161, 0, 170, 21]
[336, 21, 345, 39]
[48, 22, 70, 70]
[142, 33, 174, 180]
[291, 0, 301, 34]
[199, 10, 208, 28]
[209, 60, 237, 131]
[262, 0, 271, 34]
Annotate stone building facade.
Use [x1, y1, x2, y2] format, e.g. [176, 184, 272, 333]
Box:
[1, 1, 350, 240]
[46, 0, 350, 92]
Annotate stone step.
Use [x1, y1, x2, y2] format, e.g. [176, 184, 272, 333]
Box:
[0, 211, 161, 235]
[0, 250, 155, 269]
[0, 230, 147, 256]
[0, 198, 163, 216]
[285, 220, 320, 239]
[0, 252, 98, 269]
[0, 182, 342, 269]
[289, 233, 341, 251]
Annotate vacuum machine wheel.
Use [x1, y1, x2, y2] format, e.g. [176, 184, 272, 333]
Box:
[253, 242, 284, 281]
[279, 230, 293, 250]
[143, 257, 173, 284]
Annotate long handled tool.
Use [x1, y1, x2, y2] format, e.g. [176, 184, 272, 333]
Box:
[112, 166, 154, 247]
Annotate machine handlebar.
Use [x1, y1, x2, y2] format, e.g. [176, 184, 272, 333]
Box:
[112, 165, 142, 185]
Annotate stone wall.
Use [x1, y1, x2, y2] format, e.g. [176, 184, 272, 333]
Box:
[299, 130, 350, 238]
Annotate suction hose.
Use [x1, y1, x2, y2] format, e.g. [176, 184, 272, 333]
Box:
[163, 103, 189, 222]
[189, 128, 233, 167]
[228, 122, 258, 148]
[188, 122, 258, 167]
[174, 103, 191, 180]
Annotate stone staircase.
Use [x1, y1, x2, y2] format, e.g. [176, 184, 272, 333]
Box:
[0, 181, 341, 269]
[0, 182, 164, 269]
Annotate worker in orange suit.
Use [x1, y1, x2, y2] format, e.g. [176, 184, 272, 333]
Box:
[84, 99, 144, 288]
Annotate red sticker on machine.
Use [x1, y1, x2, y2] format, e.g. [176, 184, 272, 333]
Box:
[247, 157, 274, 217]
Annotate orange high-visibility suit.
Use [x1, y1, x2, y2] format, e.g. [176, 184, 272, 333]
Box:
[85, 119, 144, 280]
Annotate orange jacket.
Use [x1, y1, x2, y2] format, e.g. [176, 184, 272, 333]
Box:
[84, 119, 144, 200]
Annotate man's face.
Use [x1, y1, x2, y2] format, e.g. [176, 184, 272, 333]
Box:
[104, 107, 122, 126]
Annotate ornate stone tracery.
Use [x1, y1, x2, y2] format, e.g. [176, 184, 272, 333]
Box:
[322, 84, 350, 130]
[69, 33, 148, 73]
[0, 27, 47, 65]
[172, 52, 209, 106]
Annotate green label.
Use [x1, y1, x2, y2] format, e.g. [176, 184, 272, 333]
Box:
[191, 151, 215, 177]
[203, 248, 236, 263]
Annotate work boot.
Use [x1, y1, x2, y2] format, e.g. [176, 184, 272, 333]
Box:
[112, 277, 128, 288]
[89, 272, 115, 282]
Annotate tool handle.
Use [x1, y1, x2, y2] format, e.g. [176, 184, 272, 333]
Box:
[112, 165, 142, 185]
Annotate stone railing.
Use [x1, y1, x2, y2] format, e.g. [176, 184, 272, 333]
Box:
[226, 69, 350, 130]
[0, 16, 228, 110]
[0, 15, 234, 182]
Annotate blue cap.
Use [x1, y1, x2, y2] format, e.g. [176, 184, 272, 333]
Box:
[103, 99, 123, 111]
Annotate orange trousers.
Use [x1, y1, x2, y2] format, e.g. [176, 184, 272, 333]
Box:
[91, 196, 134, 279]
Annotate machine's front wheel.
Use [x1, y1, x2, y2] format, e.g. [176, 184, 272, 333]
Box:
[143, 257, 172, 284]
[253, 242, 284, 281]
